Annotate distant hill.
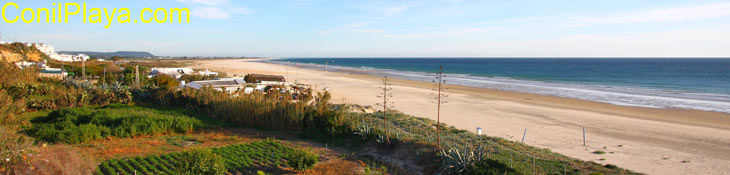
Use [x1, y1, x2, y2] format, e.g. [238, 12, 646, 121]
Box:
[58, 51, 155, 58]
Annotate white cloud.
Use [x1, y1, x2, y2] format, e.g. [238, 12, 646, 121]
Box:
[192, 7, 231, 19]
[417, 26, 730, 57]
[572, 2, 730, 26]
[379, 4, 420, 17]
[175, 0, 250, 20]
[317, 22, 381, 36]
[385, 27, 494, 39]
[176, 0, 229, 6]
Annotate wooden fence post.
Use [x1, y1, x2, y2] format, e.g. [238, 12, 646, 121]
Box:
[521, 128, 527, 143]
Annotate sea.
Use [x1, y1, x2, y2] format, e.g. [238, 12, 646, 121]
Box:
[265, 58, 730, 113]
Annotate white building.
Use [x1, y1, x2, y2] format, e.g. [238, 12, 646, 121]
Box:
[27, 43, 89, 62]
[149, 67, 195, 79]
[197, 69, 219, 77]
[184, 77, 263, 93]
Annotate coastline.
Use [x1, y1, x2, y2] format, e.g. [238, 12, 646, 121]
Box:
[191, 59, 730, 175]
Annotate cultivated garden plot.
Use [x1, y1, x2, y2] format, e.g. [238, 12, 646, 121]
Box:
[95, 140, 298, 175]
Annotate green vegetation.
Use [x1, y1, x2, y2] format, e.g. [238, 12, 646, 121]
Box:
[165, 135, 202, 147]
[179, 73, 225, 83]
[141, 87, 353, 140]
[286, 149, 319, 171]
[177, 149, 226, 175]
[151, 75, 180, 90]
[25, 104, 208, 144]
[1, 61, 41, 172]
[1, 58, 640, 174]
[133, 83, 636, 174]
[593, 151, 606, 154]
[349, 108, 638, 175]
[95, 140, 299, 175]
[244, 74, 258, 83]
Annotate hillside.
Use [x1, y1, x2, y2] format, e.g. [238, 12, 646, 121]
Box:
[0, 42, 48, 62]
[58, 51, 155, 58]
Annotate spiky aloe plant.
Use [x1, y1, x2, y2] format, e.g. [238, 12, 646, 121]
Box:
[439, 143, 489, 174]
[354, 124, 374, 141]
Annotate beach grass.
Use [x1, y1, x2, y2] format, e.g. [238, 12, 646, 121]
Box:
[347, 105, 638, 174]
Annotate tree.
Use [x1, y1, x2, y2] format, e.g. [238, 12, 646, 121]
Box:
[152, 75, 179, 90]
[111, 56, 123, 63]
[432, 66, 448, 150]
[180, 74, 206, 83]
[244, 74, 258, 83]
[177, 149, 226, 175]
[375, 76, 394, 143]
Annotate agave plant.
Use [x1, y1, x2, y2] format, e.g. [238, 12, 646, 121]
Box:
[375, 133, 388, 144]
[394, 130, 403, 140]
[439, 143, 489, 174]
[354, 124, 374, 141]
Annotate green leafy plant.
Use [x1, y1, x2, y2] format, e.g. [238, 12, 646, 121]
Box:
[286, 149, 319, 171]
[25, 104, 206, 144]
[439, 143, 489, 174]
[177, 149, 227, 175]
[96, 141, 296, 175]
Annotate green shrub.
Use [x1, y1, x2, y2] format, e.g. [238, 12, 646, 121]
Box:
[151, 75, 179, 90]
[286, 149, 319, 171]
[0, 89, 26, 124]
[25, 104, 205, 144]
[177, 149, 227, 175]
[604, 164, 618, 169]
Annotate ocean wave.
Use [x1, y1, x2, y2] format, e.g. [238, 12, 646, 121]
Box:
[264, 60, 730, 113]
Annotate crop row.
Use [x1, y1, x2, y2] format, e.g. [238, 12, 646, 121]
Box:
[95, 140, 295, 175]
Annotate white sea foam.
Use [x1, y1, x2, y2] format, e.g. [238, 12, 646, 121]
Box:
[266, 60, 730, 113]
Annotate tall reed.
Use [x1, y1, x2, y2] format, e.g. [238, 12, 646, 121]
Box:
[140, 87, 352, 138]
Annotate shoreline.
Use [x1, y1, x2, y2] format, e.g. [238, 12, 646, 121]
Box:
[191, 59, 730, 175]
[262, 60, 730, 130]
[264, 59, 730, 114]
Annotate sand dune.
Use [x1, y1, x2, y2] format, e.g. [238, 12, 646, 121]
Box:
[192, 59, 730, 175]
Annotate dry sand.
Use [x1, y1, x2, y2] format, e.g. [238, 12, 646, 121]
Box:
[191, 59, 730, 175]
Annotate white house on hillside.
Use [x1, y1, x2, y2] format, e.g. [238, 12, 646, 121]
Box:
[29, 43, 89, 62]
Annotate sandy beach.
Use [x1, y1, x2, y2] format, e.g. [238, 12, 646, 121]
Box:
[192, 59, 730, 175]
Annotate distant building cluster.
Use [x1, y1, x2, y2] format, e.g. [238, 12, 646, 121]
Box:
[30, 43, 90, 62]
[146, 67, 303, 95]
[183, 74, 292, 94]
[15, 60, 67, 79]
[148, 67, 220, 79]
[0, 41, 90, 62]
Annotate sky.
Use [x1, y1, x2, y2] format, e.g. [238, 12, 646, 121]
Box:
[1, 0, 730, 57]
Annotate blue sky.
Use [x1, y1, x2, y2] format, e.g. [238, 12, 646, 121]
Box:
[2, 0, 730, 57]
